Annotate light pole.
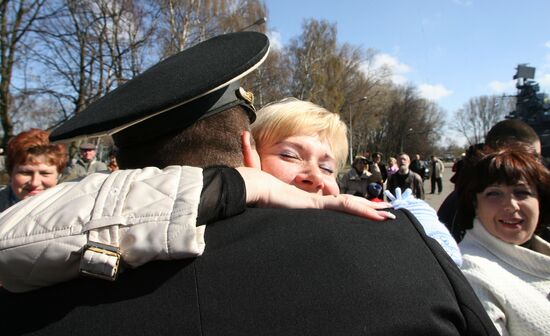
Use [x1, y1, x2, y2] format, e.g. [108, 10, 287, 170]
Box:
[399, 128, 414, 153]
[348, 96, 368, 164]
[238, 17, 267, 32]
[399, 128, 430, 153]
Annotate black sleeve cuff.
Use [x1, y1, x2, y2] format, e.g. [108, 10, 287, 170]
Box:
[197, 166, 247, 225]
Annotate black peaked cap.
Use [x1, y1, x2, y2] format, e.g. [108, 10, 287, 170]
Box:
[50, 32, 270, 142]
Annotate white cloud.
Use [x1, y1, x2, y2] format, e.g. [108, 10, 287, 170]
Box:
[539, 73, 550, 91]
[371, 53, 412, 84]
[391, 74, 408, 85]
[368, 54, 453, 98]
[537, 41, 550, 93]
[373, 53, 411, 74]
[418, 84, 452, 101]
[488, 80, 516, 94]
[266, 31, 283, 51]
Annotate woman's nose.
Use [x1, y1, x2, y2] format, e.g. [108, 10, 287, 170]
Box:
[294, 164, 325, 194]
[29, 173, 42, 187]
[503, 195, 520, 212]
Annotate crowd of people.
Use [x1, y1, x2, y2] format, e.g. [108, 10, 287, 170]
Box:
[0, 31, 548, 336]
[338, 151, 435, 202]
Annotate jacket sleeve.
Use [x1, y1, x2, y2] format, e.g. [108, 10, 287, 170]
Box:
[416, 175, 425, 200]
[0, 166, 206, 292]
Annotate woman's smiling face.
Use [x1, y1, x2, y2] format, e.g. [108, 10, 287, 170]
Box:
[258, 135, 340, 196]
[11, 155, 60, 200]
[475, 181, 539, 245]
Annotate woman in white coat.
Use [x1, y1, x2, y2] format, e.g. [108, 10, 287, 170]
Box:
[456, 144, 550, 335]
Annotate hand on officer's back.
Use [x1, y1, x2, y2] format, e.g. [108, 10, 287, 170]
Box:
[237, 167, 395, 221]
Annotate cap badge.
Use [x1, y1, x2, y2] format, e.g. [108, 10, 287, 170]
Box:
[237, 87, 255, 106]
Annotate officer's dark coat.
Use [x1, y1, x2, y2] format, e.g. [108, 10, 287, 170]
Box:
[0, 208, 498, 335]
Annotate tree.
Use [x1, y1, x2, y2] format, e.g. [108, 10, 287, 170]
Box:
[287, 19, 344, 108]
[26, 0, 154, 124]
[452, 95, 511, 146]
[0, 0, 49, 147]
[153, 0, 278, 106]
[11, 93, 62, 131]
[32, 0, 108, 118]
[366, 84, 443, 158]
[154, 0, 233, 58]
[343, 49, 392, 157]
[220, 0, 287, 107]
[285, 19, 394, 162]
[2, 0, 452, 162]
[94, 0, 154, 86]
[244, 47, 290, 107]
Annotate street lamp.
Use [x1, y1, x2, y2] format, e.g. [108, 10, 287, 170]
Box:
[399, 128, 414, 153]
[238, 17, 267, 32]
[399, 128, 430, 153]
[348, 96, 368, 164]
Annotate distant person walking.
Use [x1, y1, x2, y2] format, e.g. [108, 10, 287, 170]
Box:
[386, 153, 424, 200]
[430, 154, 444, 194]
[410, 154, 427, 181]
[64, 142, 108, 181]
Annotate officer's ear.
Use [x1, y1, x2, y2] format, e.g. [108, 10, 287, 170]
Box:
[241, 131, 261, 169]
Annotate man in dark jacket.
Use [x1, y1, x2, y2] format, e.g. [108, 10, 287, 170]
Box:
[386, 152, 425, 200]
[0, 32, 498, 336]
[410, 153, 427, 181]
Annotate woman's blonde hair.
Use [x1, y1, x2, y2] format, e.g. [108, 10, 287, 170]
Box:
[252, 98, 348, 173]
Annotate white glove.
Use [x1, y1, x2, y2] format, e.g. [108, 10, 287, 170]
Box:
[385, 188, 462, 266]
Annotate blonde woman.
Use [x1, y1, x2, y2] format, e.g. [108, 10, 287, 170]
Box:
[252, 98, 348, 196]
[0, 98, 393, 292]
[0, 98, 460, 291]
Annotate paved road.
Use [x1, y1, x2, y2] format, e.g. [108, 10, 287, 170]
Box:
[423, 162, 455, 211]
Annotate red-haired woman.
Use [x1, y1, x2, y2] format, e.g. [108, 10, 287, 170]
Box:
[0, 129, 67, 212]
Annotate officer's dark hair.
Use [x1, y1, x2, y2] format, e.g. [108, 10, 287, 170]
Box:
[116, 106, 250, 169]
[485, 119, 540, 151]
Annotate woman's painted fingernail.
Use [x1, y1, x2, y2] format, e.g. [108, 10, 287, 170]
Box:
[383, 211, 396, 220]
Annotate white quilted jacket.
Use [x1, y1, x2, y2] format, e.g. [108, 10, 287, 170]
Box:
[0, 166, 206, 292]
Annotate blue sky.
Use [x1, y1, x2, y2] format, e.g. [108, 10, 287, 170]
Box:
[263, 0, 550, 142]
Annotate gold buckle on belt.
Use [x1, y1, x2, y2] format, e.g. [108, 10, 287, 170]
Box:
[79, 242, 121, 281]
